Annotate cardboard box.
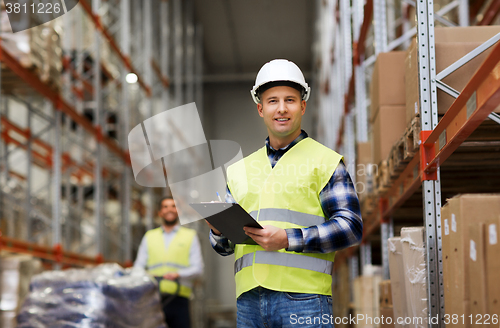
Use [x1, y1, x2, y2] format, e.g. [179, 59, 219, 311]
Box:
[380, 307, 395, 328]
[443, 194, 500, 322]
[379, 280, 393, 308]
[404, 39, 419, 125]
[356, 142, 374, 197]
[370, 51, 407, 121]
[388, 237, 408, 328]
[440, 203, 451, 315]
[353, 275, 383, 328]
[401, 227, 428, 328]
[372, 105, 406, 165]
[405, 26, 500, 124]
[468, 223, 487, 326]
[485, 217, 500, 317]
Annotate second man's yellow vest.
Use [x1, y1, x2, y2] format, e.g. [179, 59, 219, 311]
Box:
[145, 226, 196, 298]
[227, 137, 343, 298]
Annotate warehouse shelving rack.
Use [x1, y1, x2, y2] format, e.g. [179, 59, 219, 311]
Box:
[316, 0, 500, 326]
[0, 0, 203, 269]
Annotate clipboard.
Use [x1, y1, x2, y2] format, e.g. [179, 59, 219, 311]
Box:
[189, 203, 263, 244]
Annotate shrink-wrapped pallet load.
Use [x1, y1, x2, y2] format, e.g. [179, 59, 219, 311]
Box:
[16, 263, 166, 328]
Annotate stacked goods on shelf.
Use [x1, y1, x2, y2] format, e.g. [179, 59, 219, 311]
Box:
[1, 12, 43, 71]
[388, 237, 409, 328]
[400, 227, 427, 328]
[353, 266, 382, 328]
[0, 254, 42, 328]
[37, 24, 63, 91]
[379, 280, 395, 328]
[405, 25, 500, 125]
[369, 52, 407, 193]
[1, 12, 63, 92]
[373, 26, 500, 189]
[440, 194, 500, 326]
[80, 9, 119, 85]
[16, 263, 167, 328]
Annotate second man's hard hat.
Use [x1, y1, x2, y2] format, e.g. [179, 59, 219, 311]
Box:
[251, 59, 310, 104]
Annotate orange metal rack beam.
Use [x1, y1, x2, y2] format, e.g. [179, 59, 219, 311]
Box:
[0, 232, 126, 267]
[1, 116, 102, 179]
[0, 45, 131, 166]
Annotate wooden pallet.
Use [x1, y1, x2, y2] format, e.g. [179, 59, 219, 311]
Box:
[374, 160, 390, 194]
[388, 136, 408, 179]
[404, 117, 421, 160]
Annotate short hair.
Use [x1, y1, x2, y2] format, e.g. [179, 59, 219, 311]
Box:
[257, 81, 305, 102]
[158, 196, 174, 210]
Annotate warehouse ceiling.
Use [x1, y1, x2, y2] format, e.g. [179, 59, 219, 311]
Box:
[193, 0, 315, 80]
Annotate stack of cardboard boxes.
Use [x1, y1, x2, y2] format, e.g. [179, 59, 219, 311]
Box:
[441, 194, 500, 326]
[366, 26, 500, 196]
[370, 51, 407, 167]
[353, 267, 383, 328]
[405, 26, 500, 124]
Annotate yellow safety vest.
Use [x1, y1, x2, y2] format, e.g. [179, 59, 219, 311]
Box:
[145, 226, 196, 298]
[227, 137, 343, 298]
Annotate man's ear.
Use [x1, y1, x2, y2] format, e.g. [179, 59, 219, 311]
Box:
[301, 100, 306, 115]
[257, 103, 264, 117]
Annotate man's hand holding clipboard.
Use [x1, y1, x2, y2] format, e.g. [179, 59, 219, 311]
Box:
[242, 225, 289, 251]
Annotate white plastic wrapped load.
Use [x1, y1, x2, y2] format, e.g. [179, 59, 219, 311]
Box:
[16, 263, 167, 328]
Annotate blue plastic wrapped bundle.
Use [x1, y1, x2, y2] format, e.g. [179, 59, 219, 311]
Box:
[16, 263, 167, 328]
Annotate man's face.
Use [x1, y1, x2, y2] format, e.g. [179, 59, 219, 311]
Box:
[158, 198, 178, 226]
[257, 86, 306, 141]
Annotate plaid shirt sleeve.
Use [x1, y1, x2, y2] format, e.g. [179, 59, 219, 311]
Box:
[285, 160, 363, 253]
[209, 187, 236, 256]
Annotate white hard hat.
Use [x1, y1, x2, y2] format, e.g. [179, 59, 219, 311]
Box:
[250, 59, 310, 104]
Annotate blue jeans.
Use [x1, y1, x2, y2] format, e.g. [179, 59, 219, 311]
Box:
[237, 287, 334, 328]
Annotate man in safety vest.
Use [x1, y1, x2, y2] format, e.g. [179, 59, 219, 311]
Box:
[208, 59, 363, 327]
[135, 196, 204, 328]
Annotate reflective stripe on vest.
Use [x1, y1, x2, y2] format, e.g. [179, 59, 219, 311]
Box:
[227, 137, 343, 298]
[147, 262, 190, 271]
[256, 208, 326, 227]
[234, 252, 334, 275]
[145, 227, 196, 298]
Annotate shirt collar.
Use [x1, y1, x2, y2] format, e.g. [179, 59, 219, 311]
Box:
[161, 224, 180, 234]
[265, 130, 308, 152]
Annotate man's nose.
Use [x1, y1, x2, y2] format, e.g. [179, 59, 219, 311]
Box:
[277, 100, 287, 113]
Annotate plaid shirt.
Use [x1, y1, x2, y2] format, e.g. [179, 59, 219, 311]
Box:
[210, 130, 363, 255]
